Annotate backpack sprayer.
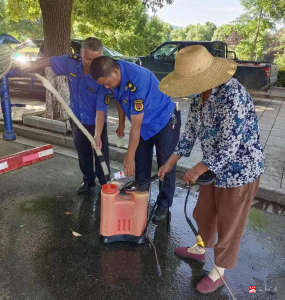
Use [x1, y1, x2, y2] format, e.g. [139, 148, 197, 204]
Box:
[1, 40, 235, 299]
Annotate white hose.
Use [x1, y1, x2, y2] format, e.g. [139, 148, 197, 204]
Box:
[0, 44, 13, 80]
[34, 73, 110, 180]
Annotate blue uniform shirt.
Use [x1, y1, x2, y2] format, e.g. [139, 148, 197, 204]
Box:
[113, 60, 175, 141]
[50, 54, 110, 125]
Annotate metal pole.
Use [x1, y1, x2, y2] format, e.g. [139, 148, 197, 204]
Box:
[0, 75, 16, 140]
[0, 33, 20, 141]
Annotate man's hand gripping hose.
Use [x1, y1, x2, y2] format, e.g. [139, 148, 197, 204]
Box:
[33, 73, 110, 182]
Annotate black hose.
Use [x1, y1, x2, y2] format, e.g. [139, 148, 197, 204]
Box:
[184, 184, 199, 236]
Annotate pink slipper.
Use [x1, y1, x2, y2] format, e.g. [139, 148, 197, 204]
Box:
[196, 274, 226, 294]
[174, 246, 206, 263]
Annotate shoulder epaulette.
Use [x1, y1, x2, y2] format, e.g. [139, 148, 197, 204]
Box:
[126, 80, 137, 92]
[69, 53, 82, 61]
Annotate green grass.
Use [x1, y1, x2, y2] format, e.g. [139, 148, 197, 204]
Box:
[20, 196, 56, 213]
[247, 208, 268, 232]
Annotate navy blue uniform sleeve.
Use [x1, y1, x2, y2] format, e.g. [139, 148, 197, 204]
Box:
[50, 55, 70, 76]
[96, 86, 111, 112]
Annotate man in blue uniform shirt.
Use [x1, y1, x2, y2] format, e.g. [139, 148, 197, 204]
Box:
[22, 38, 110, 193]
[90, 57, 181, 221]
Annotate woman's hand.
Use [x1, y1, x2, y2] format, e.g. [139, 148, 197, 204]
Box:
[183, 168, 200, 185]
[184, 162, 209, 185]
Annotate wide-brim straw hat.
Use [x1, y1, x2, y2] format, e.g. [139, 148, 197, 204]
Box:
[159, 45, 237, 97]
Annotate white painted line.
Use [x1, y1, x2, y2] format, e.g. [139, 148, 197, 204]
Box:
[0, 161, 8, 171]
[38, 148, 53, 158]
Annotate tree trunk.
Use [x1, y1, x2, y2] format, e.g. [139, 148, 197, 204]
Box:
[250, 8, 263, 61]
[39, 0, 73, 120]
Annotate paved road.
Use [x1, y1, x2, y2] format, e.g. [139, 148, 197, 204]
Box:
[0, 141, 285, 300]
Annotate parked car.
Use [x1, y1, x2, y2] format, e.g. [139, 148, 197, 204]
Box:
[139, 41, 278, 91]
[9, 39, 142, 94]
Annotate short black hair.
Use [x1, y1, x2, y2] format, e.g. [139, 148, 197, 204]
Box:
[90, 56, 119, 80]
[82, 37, 103, 52]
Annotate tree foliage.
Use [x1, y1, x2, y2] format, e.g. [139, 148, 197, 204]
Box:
[142, 0, 174, 11]
[6, 0, 41, 21]
[170, 28, 186, 40]
[170, 22, 217, 41]
[72, 4, 167, 56]
[4, 0, 174, 56]
[212, 24, 235, 42]
[242, 0, 285, 22]
[0, 0, 43, 41]
[270, 28, 285, 70]
[185, 22, 217, 41]
[231, 0, 275, 60]
[233, 13, 273, 60]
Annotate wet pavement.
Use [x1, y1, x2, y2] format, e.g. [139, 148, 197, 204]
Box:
[1, 141, 285, 300]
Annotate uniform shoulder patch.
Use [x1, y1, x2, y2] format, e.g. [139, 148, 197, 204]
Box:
[126, 81, 137, 92]
[87, 87, 94, 93]
[105, 94, 110, 105]
[70, 72, 77, 77]
[134, 99, 144, 112]
[69, 53, 82, 61]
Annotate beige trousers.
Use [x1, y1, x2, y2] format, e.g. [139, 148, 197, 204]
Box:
[193, 177, 260, 269]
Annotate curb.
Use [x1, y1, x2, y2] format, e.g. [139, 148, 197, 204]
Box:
[1, 121, 285, 206]
[249, 89, 285, 101]
[251, 94, 285, 101]
[256, 186, 285, 207]
[23, 115, 68, 134]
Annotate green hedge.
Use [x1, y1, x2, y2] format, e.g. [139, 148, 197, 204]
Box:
[277, 71, 285, 87]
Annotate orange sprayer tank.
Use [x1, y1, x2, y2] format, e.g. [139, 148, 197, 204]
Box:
[100, 183, 149, 244]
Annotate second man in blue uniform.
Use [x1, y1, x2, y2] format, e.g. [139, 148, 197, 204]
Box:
[90, 57, 181, 221]
[23, 38, 111, 193]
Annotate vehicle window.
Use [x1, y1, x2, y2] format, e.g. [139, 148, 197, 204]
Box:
[103, 49, 112, 57]
[104, 46, 124, 57]
[213, 50, 223, 57]
[71, 41, 82, 54]
[227, 52, 236, 59]
[213, 42, 224, 57]
[153, 44, 180, 60]
[69, 41, 125, 57]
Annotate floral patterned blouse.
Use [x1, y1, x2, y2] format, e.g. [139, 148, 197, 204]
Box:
[174, 78, 265, 188]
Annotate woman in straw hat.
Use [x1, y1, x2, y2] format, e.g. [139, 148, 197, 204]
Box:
[158, 45, 265, 294]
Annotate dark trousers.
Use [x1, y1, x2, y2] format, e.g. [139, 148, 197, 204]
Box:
[135, 110, 181, 207]
[70, 120, 110, 185]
